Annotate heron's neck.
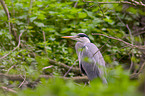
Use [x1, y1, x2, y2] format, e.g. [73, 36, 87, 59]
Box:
[80, 37, 90, 45]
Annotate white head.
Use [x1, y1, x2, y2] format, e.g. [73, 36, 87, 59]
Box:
[62, 33, 91, 44]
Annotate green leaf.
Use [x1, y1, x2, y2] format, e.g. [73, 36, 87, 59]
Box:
[34, 21, 45, 27]
[78, 12, 87, 19]
[30, 17, 37, 22]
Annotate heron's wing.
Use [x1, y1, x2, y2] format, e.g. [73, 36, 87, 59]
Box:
[81, 59, 100, 80]
[81, 43, 107, 82]
[85, 43, 106, 67]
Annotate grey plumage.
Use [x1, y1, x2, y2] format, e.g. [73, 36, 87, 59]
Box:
[75, 42, 107, 83]
[62, 33, 107, 83]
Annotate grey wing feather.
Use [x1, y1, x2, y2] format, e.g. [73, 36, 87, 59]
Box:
[85, 43, 106, 67]
[75, 42, 107, 83]
[81, 56, 100, 80]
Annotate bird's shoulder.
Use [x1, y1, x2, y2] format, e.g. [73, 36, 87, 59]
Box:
[84, 43, 99, 52]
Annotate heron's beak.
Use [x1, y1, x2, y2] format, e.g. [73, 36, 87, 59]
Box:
[61, 36, 76, 39]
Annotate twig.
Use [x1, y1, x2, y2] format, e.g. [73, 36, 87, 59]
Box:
[82, 0, 145, 7]
[134, 31, 145, 36]
[93, 40, 109, 57]
[64, 59, 79, 77]
[129, 53, 134, 71]
[138, 62, 145, 74]
[126, 24, 134, 43]
[65, 76, 89, 83]
[97, 3, 105, 18]
[92, 33, 145, 50]
[0, 42, 6, 50]
[0, 73, 138, 83]
[0, 0, 19, 43]
[42, 31, 46, 43]
[74, 1, 78, 7]
[18, 74, 26, 88]
[0, 73, 88, 83]
[0, 32, 23, 60]
[42, 30, 48, 56]
[131, 0, 145, 7]
[48, 58, 81, 75]
[118, 49, 132, 62]
[0, 86, 17, 94]
[126, 24, 135, 72]
[0, 0, 11, 34]
[42, 65, 53, 70]
[130, 73, 138, 79]
[6, 65, 16, 74]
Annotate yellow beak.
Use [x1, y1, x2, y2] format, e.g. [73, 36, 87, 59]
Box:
[61, 36, 75, 38]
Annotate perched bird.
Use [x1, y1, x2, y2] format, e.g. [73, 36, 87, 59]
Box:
[62, 33, 107, 83]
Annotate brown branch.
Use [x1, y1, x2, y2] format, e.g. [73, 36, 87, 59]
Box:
[23, 51, 80, 75]
[0, 74, 22, 81]
[39, 75, 89, 83]
[138, 62, 145, 74]
[0, 0, 11, 33]
[98, 3, 105, 18]
[0, 86, 17, 94]
[130, 73, 139, 79]
[64, 59, 79, 77]
[0, 73, 88, 83]
[65, 76, 89, 83]
[42, 30, 48, 56]
[48, 58, 81, 75]
[130, 0, 145, 7]
[6, 64, 16, 74]
[0, 42, 6, 50]
[93, 39, 109, 57]
[92, 33, 145, 50]
[134, 31, 145, 36]
[82, 0, 145, 7]
[18, 75, 26, 88]
[0, 72, 138, 84]
[0, 0, 19, 43]
[0, 32, 23, 60]
[74, 1, 78, 7]
[42, 65, 53, 70]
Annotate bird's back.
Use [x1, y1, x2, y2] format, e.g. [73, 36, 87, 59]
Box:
[75, 42, 107, 83]
[85, 43, 105, 67]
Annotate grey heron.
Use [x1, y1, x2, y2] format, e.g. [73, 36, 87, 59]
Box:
[62, 33, 107, 83]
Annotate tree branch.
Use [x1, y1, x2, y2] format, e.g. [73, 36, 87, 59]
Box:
[0, 0, 19, 43]
[0, 72, 138, 84]
[0, 86, 17, 94]
[82, 0, 145, 7]
[92, 33, 145, 50]
[64, 59, 79, 77]
[48, 58, 81, 75]
[0, 73, 88, 83]
[0, 0, 11, 34]
[0, 32, 23, 60]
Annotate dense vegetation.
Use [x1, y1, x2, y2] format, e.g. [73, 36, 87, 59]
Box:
[0, 0, 145, 95]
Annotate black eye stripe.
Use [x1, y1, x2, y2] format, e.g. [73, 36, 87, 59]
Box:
[78, 34, 86, 37]
[78, 33, 89, 37]
[77, 33, 90, 40]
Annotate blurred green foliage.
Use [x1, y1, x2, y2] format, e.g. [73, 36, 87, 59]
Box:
[18, 66, 140, 96]
[0, 0, 144, 95]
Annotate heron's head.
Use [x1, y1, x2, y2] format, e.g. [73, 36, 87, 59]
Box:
[62, 33, 90, 43]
